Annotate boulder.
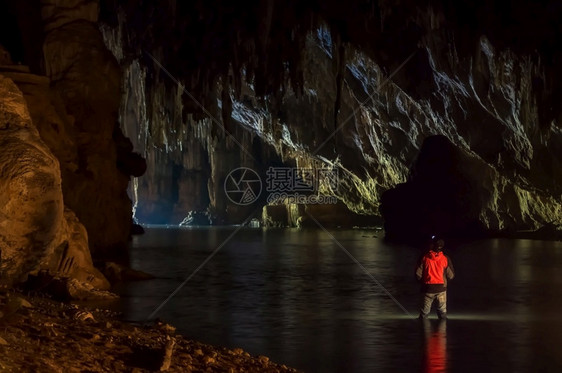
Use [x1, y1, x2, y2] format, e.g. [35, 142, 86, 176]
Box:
[381, 135, 562, 243]
[0, 74, 108, 289]
[99, 262, 154, 284]
[0, 74, 63, 285]
[44, 276, 117, 301]
[262, 205, 288, 227]
[179, 210, 213, 226]
[43, 209, 110, 290]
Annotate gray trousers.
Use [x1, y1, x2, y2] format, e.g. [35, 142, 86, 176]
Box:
[420, 291, 447, 319]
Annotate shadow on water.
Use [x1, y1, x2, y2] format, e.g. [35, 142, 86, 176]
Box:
[113, 227, 562, 372]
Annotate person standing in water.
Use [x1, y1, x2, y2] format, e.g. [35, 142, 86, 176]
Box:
[416, 237, 455, 320]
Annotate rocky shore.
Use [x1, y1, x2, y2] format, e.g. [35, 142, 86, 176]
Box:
[0, 291, 300, 372]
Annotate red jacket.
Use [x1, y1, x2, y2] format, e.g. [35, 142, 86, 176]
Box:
[416, 250, 455, 293]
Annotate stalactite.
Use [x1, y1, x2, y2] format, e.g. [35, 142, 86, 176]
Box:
[333, 37, 346, 134]
[98, 0, 562, 230]
[221, 75, 232, 133]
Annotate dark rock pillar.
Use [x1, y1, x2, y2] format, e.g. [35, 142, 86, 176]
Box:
[381, 135, 486, 243]
[40, 0, 137, 255]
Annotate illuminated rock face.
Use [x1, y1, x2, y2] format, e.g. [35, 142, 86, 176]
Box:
[0, 74, 108, 288]
[0, 1, 559, 256]
[381, 135, 562, 242]
[108, 24, 562, 235]
[96, 1, 562, 235]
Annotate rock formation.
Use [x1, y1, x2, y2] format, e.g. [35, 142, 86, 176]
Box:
[0, 0, 146, 256]
[0, 73, 108, 289]
[40, 0, 144, 255]
[381, 135, 562, 242]
[100, 0, 562, 239]
[2, 0, 562, 247]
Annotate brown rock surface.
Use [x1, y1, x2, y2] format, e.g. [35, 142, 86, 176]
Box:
[2, 1, 144, 256]
[0, 74, 64, 285]
[0, 293, 300, 372]
[0, 73, 107, 289]
[46, 209, 111, 290]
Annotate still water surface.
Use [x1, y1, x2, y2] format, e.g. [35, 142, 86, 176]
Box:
[116, 227, 562, 372]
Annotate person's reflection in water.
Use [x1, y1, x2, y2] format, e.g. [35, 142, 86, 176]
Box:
[423, 319, 447, 373]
